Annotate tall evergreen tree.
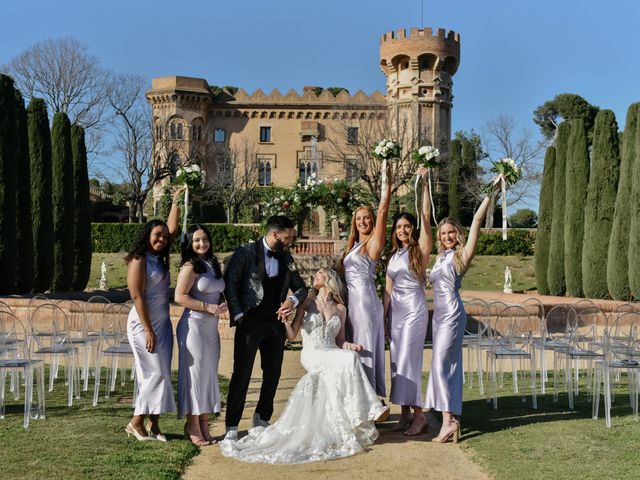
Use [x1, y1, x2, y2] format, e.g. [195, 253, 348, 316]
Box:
[547, 122, 571, 296]
[51, 112, 75, 292]
[564, 118, 590, 297]
[534, 146, 555, 295]
[459, 136, 481, 226]
[628, 109, 640, 298]
[607, 103, 639, 300]
[28, 98, 54, 293]
[448, 138, 462, 219]
[582, 110, 620, 298]
[71, 125, 92, 291]
[0, 74, 18, 294]
[14, 90, 34, 293]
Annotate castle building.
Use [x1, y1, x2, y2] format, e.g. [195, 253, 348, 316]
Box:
[146, 27, 460, 220]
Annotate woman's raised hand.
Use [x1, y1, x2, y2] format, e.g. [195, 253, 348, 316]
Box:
[416, 165, 428, 178]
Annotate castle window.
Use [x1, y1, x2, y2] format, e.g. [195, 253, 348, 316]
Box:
[347, 127, 359, 145]
[192, 125, 202, 141]
[169, 153, 180, 177]
[344, 157, 361, 181]
[170, 123, 176, 139]
[299, 160, 318, 185]
[177, 124, 183, 139]
[259, 160, 272, 186]
[260, 126, 271, 143]
[214, 128, 226, 143]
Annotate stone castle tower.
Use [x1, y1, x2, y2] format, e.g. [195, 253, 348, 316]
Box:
[379, 27, 460, 161]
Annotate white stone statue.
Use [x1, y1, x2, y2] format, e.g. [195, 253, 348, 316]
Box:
[503, 266, 513, 294]
[99, 261, 108, 291]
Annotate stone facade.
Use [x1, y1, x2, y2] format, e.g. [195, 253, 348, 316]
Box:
[146, 27, 460, 217]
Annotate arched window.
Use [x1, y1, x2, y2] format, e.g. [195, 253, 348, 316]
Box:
[170, 123, 176, 139]
[259, 160, 272, 186]
[169, 154, 180, 176]
[299, 160, 317, 184]
[177, 123, 183, 139]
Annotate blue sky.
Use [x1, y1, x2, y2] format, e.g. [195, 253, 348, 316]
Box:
[2, 0, 640, 183]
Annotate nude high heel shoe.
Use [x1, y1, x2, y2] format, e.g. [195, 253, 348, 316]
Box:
[431, 418, 460, 444]
[125, 422, 153, 441]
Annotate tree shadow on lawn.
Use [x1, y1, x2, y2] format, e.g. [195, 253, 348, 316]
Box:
[460, 389, 634, 441]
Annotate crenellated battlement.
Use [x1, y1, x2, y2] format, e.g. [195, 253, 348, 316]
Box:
[380, 27, 460, 46]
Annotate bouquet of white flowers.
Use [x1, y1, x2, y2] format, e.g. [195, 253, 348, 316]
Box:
[372, 139, 401, 161]
[481, 158, 522, 240]
[174, 164, 206, 191]
[481, 157, 521, 194]
[413, 145, 440, 168]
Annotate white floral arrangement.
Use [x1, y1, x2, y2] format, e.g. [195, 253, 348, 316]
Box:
[413, 145, 440, 168]
[174, 163, 206, 191]
[482, 157, 521, 193]
[372, 139, 401, 161]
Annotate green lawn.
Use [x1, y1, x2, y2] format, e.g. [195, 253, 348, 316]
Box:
[456, 371, 640, 479]
[0, 369, 229, 480]
[89, 253, 536, 293]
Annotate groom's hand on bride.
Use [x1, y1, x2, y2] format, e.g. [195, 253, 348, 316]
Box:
[277, 299, 294, 319]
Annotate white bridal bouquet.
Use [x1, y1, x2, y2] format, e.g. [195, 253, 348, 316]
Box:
[372, 139, 401, 161]
[482, 157, 522, 240]
[174, 164, 206, 191]
[173, 163, 206, 239]
[413, 145, 440, 168]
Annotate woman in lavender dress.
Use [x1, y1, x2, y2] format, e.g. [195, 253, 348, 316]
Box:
[424, 177, 499, 443]
[175, 224, 228, 446]
[383, 168, 431, 435]
[125, 190, 182, 441]
[341, 163, 392, 407]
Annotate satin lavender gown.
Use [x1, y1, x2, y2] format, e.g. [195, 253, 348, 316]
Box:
[176, 263, 225, 418]
[127, 254, 176, 415]
[424, 249, 466, 415]
[343, 242, 386, 397]
[387, 248, 428, 406]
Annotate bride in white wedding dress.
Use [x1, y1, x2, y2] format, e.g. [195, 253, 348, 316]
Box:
[219, 267, 388, 464]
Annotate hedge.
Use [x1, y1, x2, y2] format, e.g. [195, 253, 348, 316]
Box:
[92, 223, 260, 253]
[92, 223, 535, 256]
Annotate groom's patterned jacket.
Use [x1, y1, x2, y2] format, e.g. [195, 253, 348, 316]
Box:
[224, 238, 308, 327]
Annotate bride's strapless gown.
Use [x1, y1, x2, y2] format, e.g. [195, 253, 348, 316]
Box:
[220, 311, 386, 464]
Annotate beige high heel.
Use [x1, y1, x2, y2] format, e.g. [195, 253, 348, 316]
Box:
[431, 418, 460, 444]
[125, 422, 153, 441]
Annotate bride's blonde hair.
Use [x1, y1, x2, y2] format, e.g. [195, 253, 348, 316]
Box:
[436, 217, 467, 273]
[318, 267, 346, 306]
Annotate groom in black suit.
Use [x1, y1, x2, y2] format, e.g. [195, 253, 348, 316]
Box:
[223, 215, 308, 439]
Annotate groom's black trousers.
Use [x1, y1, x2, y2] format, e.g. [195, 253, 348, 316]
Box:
[225, 315, 286, 427]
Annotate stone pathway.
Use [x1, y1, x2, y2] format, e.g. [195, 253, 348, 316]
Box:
[182, 340, 490, 480]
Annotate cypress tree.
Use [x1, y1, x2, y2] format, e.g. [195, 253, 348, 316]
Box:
[0, 74, 18, 294]
[28, 98, 54, 293]
[564, 118, 590, 297]
[607, 103, 639, 300]
[459, 138, 478, 226]
[534, 146, 555, 295]
[448, 138, 462, 219]
[547, 122, 571, 296]
[51, 112, 75, 292]
[71, 125, 92, 291]
[15, 90, 34, 293]
[582, 110, 620, 298]
[628, 109, 640, 298]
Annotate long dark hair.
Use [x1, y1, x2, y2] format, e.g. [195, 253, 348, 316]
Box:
[124, 220, 171, 273]
[390, 212, 426, 283]
[180, 224, 222, 278]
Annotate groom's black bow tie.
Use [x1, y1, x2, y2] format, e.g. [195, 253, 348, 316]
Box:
[266, 249, 281, 259]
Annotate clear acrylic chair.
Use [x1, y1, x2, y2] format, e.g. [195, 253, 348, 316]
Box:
[487, 305, 538, 410]
[462, 298, 488, 388]
[93, 303, 136, 406]
[0, 312, 46, 428]
[29, 304, 80, 406]
[473, 301, 509, 396]
[592, 313, 640, 427]
[58, 299, 101, 391]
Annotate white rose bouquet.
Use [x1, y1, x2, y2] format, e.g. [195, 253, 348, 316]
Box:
[413, 145, 440, 168]
[372, 139, 401, 161]
[481, 158, 522, 240]
[174, 164, 206, 191]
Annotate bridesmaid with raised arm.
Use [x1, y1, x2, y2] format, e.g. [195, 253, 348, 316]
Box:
[124, 188, 182, 441]
[424, 176, 500, 443]
[384, 166, 431, 436]
[341, 162, 391, 414]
